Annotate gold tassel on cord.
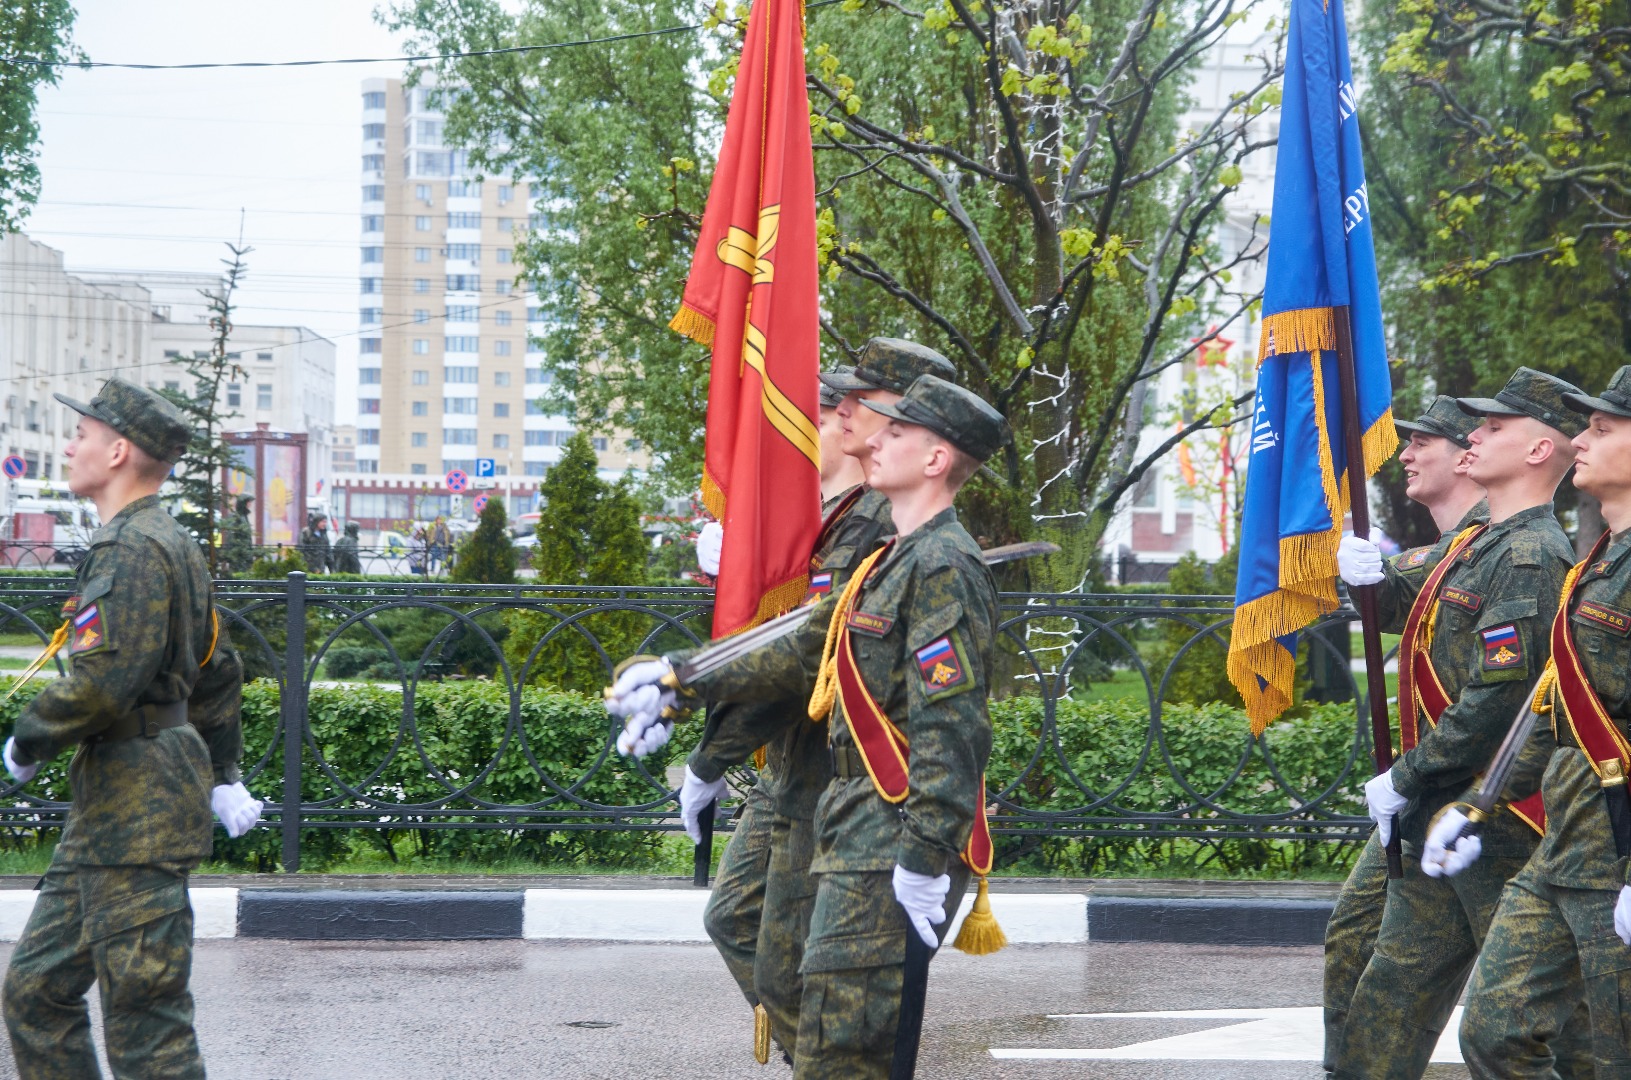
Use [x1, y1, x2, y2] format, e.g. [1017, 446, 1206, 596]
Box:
[753, 1004, 771, 1064]
[3, 621, 69, 704]
[952, 875, 1008, 956]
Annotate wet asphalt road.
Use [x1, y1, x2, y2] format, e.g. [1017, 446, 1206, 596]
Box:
[0, 940, 1473, 1079]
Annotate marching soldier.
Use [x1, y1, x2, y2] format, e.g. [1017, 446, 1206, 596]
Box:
[611, 374, 1009, 1078]
[332, 521, 363, 575]
[1324, 395, 1489, 1068]
[1331, 369, 1585, 1079]
[1448, 366, 1631, 1078]
[684, 341, 954, 1061]
[1, 378, 261, 1079]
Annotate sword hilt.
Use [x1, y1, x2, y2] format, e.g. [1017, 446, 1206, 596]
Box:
[1427, 800, 1489, 848]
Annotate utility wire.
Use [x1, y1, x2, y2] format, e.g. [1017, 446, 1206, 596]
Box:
[0, 3, 841, 71]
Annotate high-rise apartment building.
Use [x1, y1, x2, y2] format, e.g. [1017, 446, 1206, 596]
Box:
[356, 77, 643, 491]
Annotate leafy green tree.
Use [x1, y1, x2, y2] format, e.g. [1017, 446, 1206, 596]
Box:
[451, 495, 517, 584]
[0, 0, 79, 232]
[382, 0, 1285, 586]
[505, 433, 651, 690]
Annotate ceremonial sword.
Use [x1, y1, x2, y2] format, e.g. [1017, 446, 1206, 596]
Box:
[1428, 692, 1546, 846]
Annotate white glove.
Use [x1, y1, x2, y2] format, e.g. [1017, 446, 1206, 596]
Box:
[1338, 534, 1385, 586]
[1421, 807, 1483, 878]
[606, 660, 676, 716]
[696, 521, 723, 577]
[892, 864, 952, 949]
[679, 766, 729, 845]
[1615, 886, 1631, 947]
[211, 782, 263, 838]
[1365, 770, 1409, 847]
[3, 738, 38, 785]
[616, 716, 672, 758]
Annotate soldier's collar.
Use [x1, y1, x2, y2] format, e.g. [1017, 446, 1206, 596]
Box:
[1455, 503, 1552, 565]
[1585, 531, 1631, 579]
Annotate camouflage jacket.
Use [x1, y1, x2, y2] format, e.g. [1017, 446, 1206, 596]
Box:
[1387, 502, 1573, 855]
[12, 495, 245, 865]
[684, 506, 997, 876]
[1503, 530, 1631, 889]
[1372, 501, 1489, 633]
[687, 486, 892, 820]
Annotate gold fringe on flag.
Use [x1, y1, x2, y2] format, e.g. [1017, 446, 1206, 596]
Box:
[669, 304, 716, 348]
[952, 875, 1008, 955]
[1256, 307, 1338, 363]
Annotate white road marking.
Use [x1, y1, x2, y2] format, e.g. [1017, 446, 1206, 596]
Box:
[989, 1006, 1464, 1062]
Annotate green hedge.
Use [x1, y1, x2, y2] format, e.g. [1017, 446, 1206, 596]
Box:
[0, 676, 1367, 876]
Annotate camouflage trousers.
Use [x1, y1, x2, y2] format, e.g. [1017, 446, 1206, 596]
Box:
[703, 789, 820, 1056]
[793, 864, 970, 1080]
[1324, 832, 1390, 1071]
[1461, 869, 1631, 1080]
[3, 860, 202, 1080]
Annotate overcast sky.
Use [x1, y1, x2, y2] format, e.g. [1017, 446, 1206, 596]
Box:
[26, 0, 410, 426]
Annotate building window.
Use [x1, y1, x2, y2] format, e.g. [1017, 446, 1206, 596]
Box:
[416, 119, 443, 142]
[360, 307, 383, 324]
[226, 384, 241, 407]
[362, 123, 385, 139]
[496, 248, 512, 264]
[257, 385, 273, 410]
[357, 460, 379, 474]
[360, 399, 381, 414]
[524, 462, 547, 477]
[495, 279, 512, 294]
[447, 212, 481, 229]
[362, 91, 386, 109]
[497, 184, 512, 204]
[527, 306, 543, 321]
[494, 310, 512, 326]
[412, 369, 430, 386]
[626, 439, 643, 452]
[413, 339, 430, 355]
[525, 430, 574, 446]
[448, 180, 482, 198]
[358, 429, 381, 445]
[360, 368, 382, 384]
[445, 305, 477, 321]
[525, 367, 553, 385]
[410, 464, 427, 475]
[415, 183, 432, 202]
[360, 278, 382, 294]
[593, 437, 609, 452]
[412, 432, 429, 447]
[497, 217, 513, 232]
[494, 371, 512, 387]
[445, 336, 479, 353]
[257, 352, 272, 361]
[361, 214, 383, 231]
[444, 365, 479, 383]
[415, 215, 431, 231]
[493, 340, 511, 356]
[361, 246, 383, 263]
[414, 278, 430, 293]
[493, 433, 510, 449]
[443, 428, 478, 445]
[446, 243, 481, 260]
[414, 309, 429, 324]
[359, 338, 382, 354]
[414, 247, 431, 263]
[446, 275, 480, 292]
[361, 155, 384, 174]
[493, 402, 510, 417]
[412, 401, 428, 416]
[525, 399, 555, 416]
[415, 151, 449, 176]
[362, 185, 384, 201]
[444, 397, 478, 414]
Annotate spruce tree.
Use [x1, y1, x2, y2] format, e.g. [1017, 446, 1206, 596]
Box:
[451, 495, 517, 584]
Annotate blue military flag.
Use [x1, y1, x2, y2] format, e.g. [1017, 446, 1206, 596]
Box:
[1227, 0, 1397, 733]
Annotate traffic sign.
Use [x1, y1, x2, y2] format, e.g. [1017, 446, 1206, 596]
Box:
[450, 494, 464, 516]
[471, 478, 497, 490]
[1, 455, 24, 480]
[445, 469, 470, 493]
[473, 492, 489, 515]
[475, 458, 496, 478]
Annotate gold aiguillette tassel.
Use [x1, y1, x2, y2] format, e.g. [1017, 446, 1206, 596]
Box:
[753, 1003, 771, 1064]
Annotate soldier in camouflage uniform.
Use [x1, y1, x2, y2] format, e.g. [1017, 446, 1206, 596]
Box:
[1323, 395, 1488, 1069]
[1331, 369, 1585, 1079]
[1450, 366, 1631, 1079]
[612, 374, 1008, 1079]
[686, 342, 955, 1058]
[332, 521, 363, 575]
[1, 378, 261, 1080]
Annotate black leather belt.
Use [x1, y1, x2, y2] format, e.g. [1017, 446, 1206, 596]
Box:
[830, 744, 867, 778]
[90, 700, 188, 744]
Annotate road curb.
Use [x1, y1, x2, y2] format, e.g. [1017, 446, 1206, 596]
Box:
[0, 889, 1334, 946]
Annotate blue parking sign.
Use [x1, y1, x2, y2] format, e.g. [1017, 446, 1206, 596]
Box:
[475, 458, 496, 478]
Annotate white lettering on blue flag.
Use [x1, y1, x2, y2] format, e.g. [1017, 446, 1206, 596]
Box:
[1337, 80, 1358, 124]
[1252, 393, 1280, 454]
[1343, 182, 1370, 235]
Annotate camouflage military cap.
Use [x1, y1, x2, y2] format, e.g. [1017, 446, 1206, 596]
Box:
[1395, 395, 1482, 449]
[819, 369, 851, 409]
[861, 374, 1011, 462]
[1563, 365, 1631, 420]
[819, 338, 956, 395]
[54, 376, 191, 463]
[1456, 366, 1587, 439]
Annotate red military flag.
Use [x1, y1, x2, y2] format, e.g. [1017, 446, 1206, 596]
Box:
[670, 0, 823, 638]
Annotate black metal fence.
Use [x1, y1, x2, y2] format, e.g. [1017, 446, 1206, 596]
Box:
[0, 574, 1383, 871]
